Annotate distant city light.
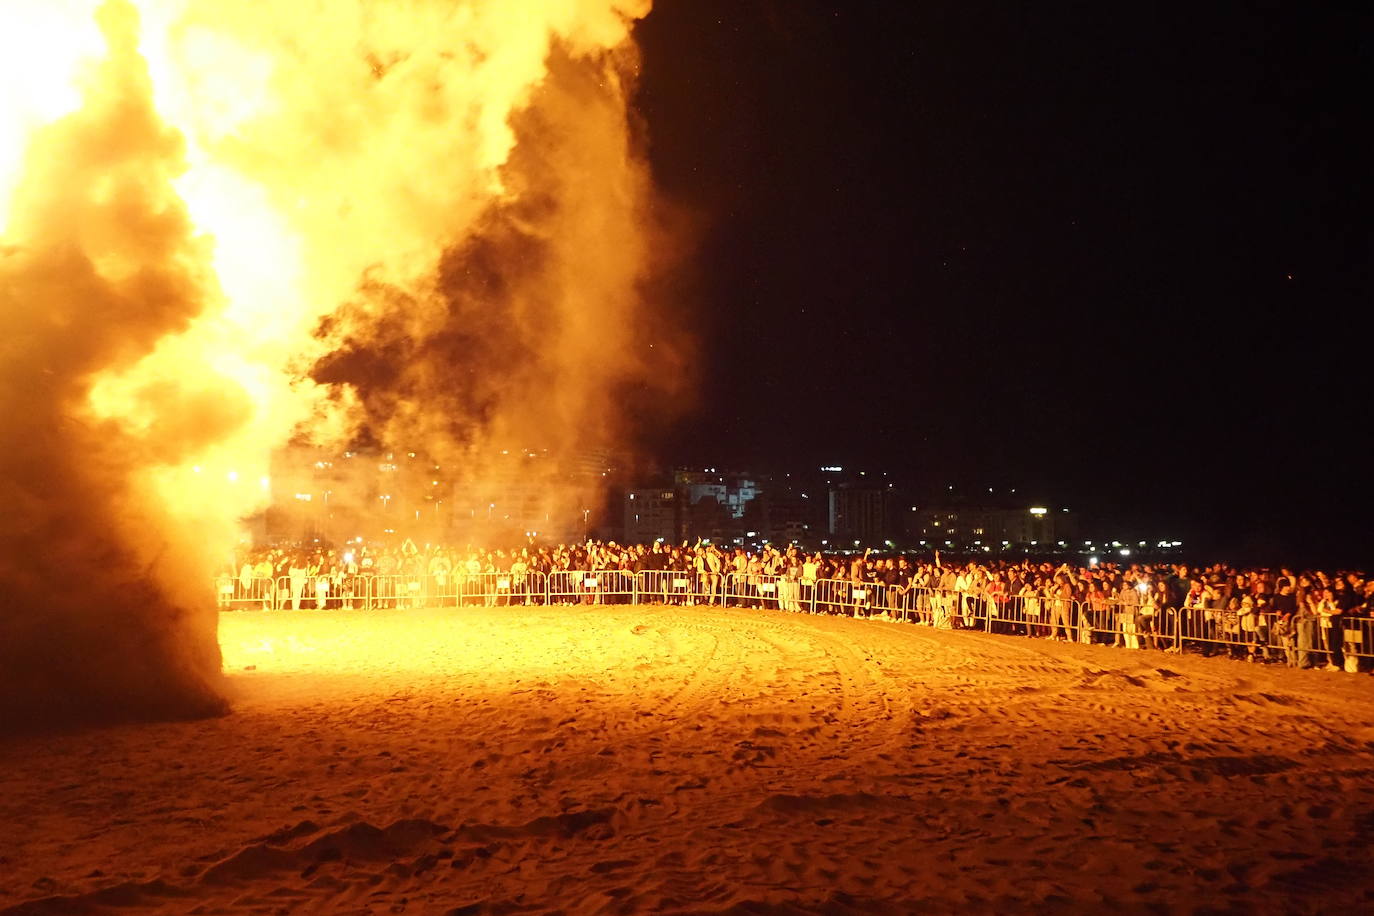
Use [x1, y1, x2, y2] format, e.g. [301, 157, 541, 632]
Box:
[820, 466, 842, 472]
[1029, 507, 1048, 516]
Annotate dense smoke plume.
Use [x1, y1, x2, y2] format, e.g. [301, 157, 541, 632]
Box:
[313, 41, 686, 536]
[0, 3, 232, 729]
[0, 0, 677, 729]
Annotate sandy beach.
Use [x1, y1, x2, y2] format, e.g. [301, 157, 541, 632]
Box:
[3, 604, 1373, 913]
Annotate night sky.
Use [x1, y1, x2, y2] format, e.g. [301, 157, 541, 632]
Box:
[632, 1, 1370, 563]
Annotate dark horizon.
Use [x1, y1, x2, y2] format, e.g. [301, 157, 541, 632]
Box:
[631, 1, 1370, 564]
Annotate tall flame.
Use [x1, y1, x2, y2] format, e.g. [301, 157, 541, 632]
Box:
[0, 0, 670, 730]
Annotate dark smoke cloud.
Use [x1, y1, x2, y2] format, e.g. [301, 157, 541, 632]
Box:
[311, 43, 692, 530]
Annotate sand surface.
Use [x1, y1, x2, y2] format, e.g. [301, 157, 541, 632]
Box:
[3, 604, 1373, 914]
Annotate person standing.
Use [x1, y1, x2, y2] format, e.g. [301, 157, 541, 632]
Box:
[289, 552, 308, 611]
[1295, 575, 1320, 669]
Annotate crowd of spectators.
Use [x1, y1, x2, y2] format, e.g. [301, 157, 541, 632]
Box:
[218, 540, 1372, 674]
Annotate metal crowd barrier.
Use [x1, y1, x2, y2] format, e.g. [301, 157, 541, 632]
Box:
[907, 586, 969, 629]
[728, 572, 811, 612]
[811, 578, 886, 617]
[724, 572, 781, 611]
[363, 571, 546, 607]
[1175, 605, 1264, 657]
[637, 570, 718, 605]
[273, 572, 370, 610]
[211, 571, 1371, 669]
[215, 575, 278, 610]
[1069, 598, 1174, 649]
[547, 569, 636, 604]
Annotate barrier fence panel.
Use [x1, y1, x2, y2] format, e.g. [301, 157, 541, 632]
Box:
[723, 572, 763, 610]
[1296, 613, 1372, 671]
[774, 574, 807, 613]
[924, 587, 965, 629]
[216, 575, 279, 610]
[812, 578, 893, 618]
[904, 586, 933, 626]
[362, 572, 427, 608]
[960, 588, 992, 630]
[987, 592, 1032, 634]
[418, 571, 547, 607]
[1171, 608, 1373, 670]
[1072, 598, 1127, 646]
[1335, 617, 1370, 673]
[881, 582, 914, 620]
[1342, 617, 1372, 662]
[363, 572, 427, 608]
[722, 573, 809, 612]
[1176, 604, 1259, 657]
[1075, 598, 1125, 646]
[547, 569, 636, 605]
[637, 570, 711, 606]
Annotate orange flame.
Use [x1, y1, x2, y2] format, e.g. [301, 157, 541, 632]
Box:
[0, 0, 669, 728]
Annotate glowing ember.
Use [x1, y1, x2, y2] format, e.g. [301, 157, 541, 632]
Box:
[0, 0, 669, 730]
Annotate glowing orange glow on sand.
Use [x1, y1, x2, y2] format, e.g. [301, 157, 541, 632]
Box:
[10, 606, 1374, 910]
[0, 0, 673, 728]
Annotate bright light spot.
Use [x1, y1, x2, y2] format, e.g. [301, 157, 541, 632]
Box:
[1029, 507, 1048, 516]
